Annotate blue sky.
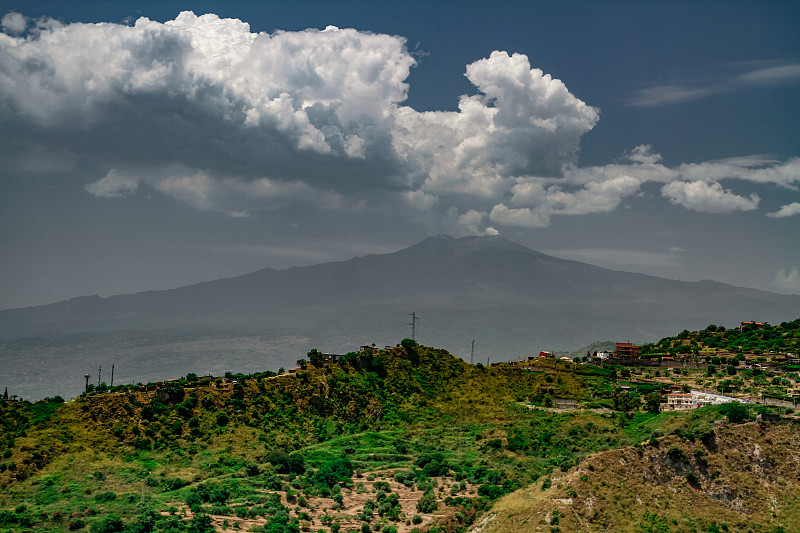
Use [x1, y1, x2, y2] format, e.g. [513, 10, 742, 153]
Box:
[1, 0, 799, 310]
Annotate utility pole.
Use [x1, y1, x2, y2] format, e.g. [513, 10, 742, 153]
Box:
[84, 374, 90, 393]
[98, 366, 101, 386]
[471, 340, 475, 365]
[408, 312, 420, 341]
[110, 364, 115, 388]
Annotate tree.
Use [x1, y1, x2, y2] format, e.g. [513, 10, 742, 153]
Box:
[89, 515, 124, 533]
[266, 451, 305, 474]
[720, 402, 748, 423]
[187, 514, 216, 533]
[613, 391, 641, 413]
[644, 393, 662, 414]
[400, 338, 418, 349]
[313, 457, 353, 487]
[416, 489, 438, 513]
[2, 387, 7, 400]
[401, 338, 419, 363]
[307, 349, 324, 367]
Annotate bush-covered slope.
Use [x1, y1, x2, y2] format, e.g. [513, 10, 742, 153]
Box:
[0, 345, 607, 533]
[1, 343, 797, 533]
[640, 318, 800, 357]
[478, 420, 800, 533]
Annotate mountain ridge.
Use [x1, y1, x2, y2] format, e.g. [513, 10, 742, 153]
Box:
[1, 234, 799, 400]
[1, 234, 788, 314]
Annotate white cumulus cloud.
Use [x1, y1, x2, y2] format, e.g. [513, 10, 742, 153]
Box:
[1, 12, 27, 34]
[0, 11, 797, 235]
[661, 181, 760, 213]
[767, 202, 800, 218]
[84, 169, 140, 198]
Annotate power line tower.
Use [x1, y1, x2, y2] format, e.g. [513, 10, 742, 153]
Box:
[470, 340, 475, 365]
[408, 312, 420, 341]
[110, 363, 115, 388]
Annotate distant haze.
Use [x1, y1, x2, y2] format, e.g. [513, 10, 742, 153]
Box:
[1, 235, 798, 400]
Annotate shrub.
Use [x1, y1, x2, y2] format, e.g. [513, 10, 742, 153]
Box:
[161, 477, 187, 492]
[667, 447, 688, 463]
[90, 515, 124, 533]
[267, 451, 305, 474]
[313, 457, 353, 487]
[720, 402, 748, 423]
[187, 514, 216, 533]
[477, 484, 505, 500]
[373, 481, 391, 492]
[94, 491, 117, 503]
[416, 489, 438, 513]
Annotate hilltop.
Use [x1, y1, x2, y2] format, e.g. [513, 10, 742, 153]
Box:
[640, 318, 800, 358]
[1, 340, 799, 533]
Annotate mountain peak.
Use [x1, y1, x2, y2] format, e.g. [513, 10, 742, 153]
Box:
[411, 234, 528, 254]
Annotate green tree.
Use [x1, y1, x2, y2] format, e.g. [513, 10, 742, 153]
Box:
[644, 393, 662, 414]
[613, 391, 641, 413]
[720, 402, 748, 423]
[90, 515, 124, 533]
[187, 514, 216, 533]
[307, 349, 325, 367]
[416, 488, 438, 513]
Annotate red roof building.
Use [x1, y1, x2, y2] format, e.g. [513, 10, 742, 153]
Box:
[615, 342, 639, 358]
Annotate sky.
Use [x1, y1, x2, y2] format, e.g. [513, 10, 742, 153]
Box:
[1, 0, 799, 310]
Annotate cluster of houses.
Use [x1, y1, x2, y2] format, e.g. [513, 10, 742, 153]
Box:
[533, 351, 573, 362]
[527, 343, 641, 363]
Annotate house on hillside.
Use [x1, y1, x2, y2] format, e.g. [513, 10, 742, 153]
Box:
[323, 353, 341, 363]
[615, 342, 639, 358]
[740, 321, 765, 330]
[665, 392, 694, 410]
[787, 382, 800, 398]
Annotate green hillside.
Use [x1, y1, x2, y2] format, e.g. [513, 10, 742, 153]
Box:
[0, 340, 797, 533]
[640, 318, 800, 357]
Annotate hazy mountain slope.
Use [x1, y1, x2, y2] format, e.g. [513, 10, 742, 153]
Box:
[1, 235, 798, 399]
